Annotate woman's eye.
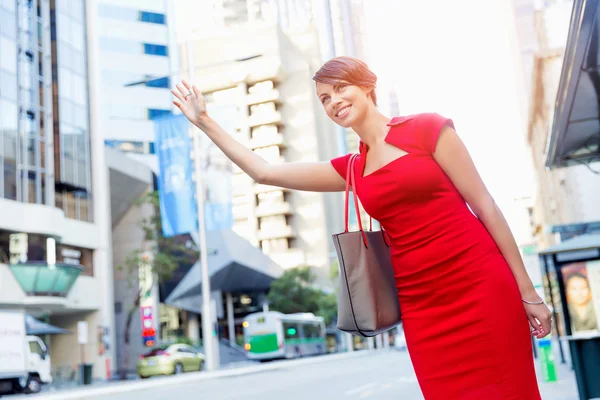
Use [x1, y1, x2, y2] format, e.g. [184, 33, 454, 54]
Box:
[337, 85, 347, 92]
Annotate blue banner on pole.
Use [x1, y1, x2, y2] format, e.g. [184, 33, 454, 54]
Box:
[155, 114, 198, 237]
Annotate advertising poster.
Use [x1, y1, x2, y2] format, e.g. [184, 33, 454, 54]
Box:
[562, 261, 600, 335]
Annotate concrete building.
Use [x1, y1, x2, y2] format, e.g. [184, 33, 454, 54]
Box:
[523, 0, 600, 248]
[90, 0, 177, 171]
[170, 0, 348, 281]
[105, 148, 158, 377]
[178, 23, 340, 282]
[83, 0, 181, 375]
[0, 0, 115, 380]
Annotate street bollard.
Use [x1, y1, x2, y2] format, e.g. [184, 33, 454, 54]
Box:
[537, 337, 557, 383]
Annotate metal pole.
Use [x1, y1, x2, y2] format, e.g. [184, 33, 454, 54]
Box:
[186, 39, 216, 371]
[226, 292, 235, 343]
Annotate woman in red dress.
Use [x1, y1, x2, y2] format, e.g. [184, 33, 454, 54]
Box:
[172, 56, 552, 399]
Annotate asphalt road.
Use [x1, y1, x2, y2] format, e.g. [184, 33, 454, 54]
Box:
[20, 347, 578, 400]
[88, 350, 423, 400]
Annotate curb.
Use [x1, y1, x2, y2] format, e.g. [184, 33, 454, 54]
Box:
[25, 350, 374, 400]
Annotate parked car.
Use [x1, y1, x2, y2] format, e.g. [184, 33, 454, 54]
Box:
[137, 344, 204, 379]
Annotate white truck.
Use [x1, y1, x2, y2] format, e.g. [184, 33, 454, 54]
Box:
[0, 311, 52, 396]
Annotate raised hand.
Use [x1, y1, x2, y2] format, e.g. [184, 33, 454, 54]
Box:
[171, 80, 207, 125]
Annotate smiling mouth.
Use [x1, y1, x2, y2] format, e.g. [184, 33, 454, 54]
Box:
[336, 105, 351, 118]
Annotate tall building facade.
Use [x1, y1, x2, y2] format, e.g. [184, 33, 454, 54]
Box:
[171, 0, 348, 283]
[83, 0, 178, 374]
[0, 0, 116, 379]
[90, 0, 176, 171]
[521, 0, 600, 248]
[175, 21, 339, 282]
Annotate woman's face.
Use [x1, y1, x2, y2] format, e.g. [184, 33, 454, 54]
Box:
[567, 276, 592, 306]
[316, 81, 373, 128]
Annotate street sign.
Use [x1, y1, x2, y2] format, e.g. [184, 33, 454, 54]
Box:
[77, 321, 88, 345]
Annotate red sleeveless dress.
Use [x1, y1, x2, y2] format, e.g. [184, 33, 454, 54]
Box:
[330, 113, 541, 399]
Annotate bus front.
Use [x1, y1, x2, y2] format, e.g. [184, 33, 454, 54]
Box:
[242, 313, 284, 360]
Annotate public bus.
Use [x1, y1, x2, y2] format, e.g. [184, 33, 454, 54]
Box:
[242, 311, 327, 361]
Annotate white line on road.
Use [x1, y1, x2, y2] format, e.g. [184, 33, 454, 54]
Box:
[396, 374, 418, 383]
[344, 382, 378, 396]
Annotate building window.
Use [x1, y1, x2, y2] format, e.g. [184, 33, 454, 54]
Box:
[98, 5, 167, 25]
[105, 140, 144, 154]
[143, 43, 168, 56]
[148, 108, 170, 120]
[105, 139, 156, 155]
[52, 0, 92, 221]
[140, 11, 165, 24]
[146, 76, 170, 88]
[56, 243, 94, 276]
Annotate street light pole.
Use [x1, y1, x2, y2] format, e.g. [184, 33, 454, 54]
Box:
[123, 46, 262, 371]
[186, 40, 216, 371]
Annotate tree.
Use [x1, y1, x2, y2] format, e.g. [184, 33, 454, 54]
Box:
[267, 266, 338, 326]
[117, 191, 198, 379]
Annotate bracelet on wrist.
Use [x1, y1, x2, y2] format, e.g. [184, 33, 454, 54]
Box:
[522, 298, 544, 305]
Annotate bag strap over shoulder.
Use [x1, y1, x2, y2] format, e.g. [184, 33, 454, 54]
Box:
[344, 154, 368, 247]
[343, 154, 391, 247]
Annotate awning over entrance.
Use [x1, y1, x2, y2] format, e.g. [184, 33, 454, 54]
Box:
[539, 233, 600, 255]
[9, 262, 82, 297]
[165, 229, 283, 306]
[25, 315, 69, 335]
[548, 0, 600, 168]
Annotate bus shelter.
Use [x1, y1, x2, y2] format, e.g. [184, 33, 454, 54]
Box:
[539, 234, 600, 399]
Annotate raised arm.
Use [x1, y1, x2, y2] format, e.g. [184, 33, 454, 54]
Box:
[172, 81, 345, 192]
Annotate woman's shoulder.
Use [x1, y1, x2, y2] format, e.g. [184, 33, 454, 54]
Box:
[387, 113, 452, 128]
[386, 113, 454, 154]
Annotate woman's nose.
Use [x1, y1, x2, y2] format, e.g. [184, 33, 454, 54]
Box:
[331, 97, 343, 110]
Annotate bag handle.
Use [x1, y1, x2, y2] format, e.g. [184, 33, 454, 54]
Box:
[344, 154, 391, 247]
[344, 154, 368, 247]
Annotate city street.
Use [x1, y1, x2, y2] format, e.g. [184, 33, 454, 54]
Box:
[26, 349, 578, 400]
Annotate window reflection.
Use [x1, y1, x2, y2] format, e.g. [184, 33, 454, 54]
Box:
[3, 162, 17, 200]
[51, 0, 92, 220]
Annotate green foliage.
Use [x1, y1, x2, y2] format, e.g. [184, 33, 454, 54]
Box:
[267, 266, 338, 326]
[316, 292, 338, 327]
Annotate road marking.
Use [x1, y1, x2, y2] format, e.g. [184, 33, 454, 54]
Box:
[345, 382, 378, 396]
[396, 374, 418, 383]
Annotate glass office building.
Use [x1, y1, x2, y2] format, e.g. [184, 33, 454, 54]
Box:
[0, 0, 91, 221]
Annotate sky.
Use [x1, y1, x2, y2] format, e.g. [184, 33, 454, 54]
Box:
[363, 0, 539, 243]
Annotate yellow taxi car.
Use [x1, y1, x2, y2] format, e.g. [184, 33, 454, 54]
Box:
[137, 344, 204, 379]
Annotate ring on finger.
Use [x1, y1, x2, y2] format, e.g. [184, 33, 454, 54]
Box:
[184, 92, 193, 99]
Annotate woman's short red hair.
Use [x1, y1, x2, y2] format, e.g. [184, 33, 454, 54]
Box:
[313, 56, 378, 106]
